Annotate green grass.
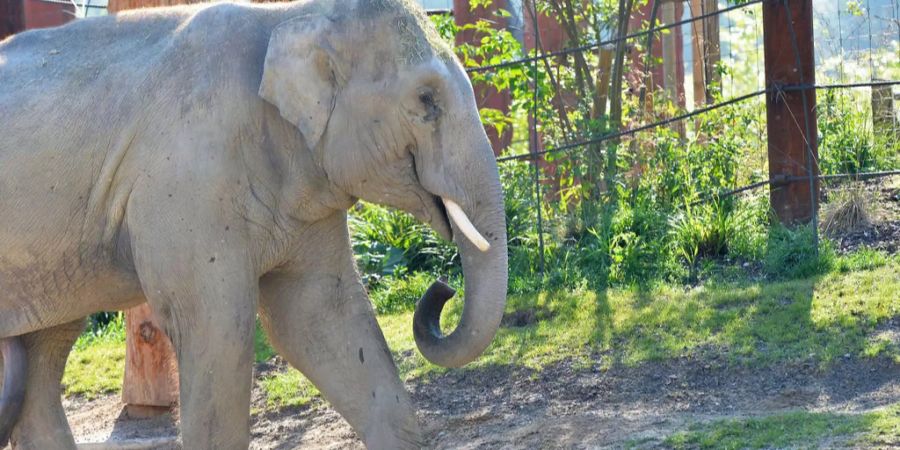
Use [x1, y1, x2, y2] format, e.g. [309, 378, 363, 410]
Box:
[256, 257, 899, 407]
[63, 314, 126, 399]
[661, 404, 900, 449]
[59, 253, 898, 408]
[258, 369, 320, 408]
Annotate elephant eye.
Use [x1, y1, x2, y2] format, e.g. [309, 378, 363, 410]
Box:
[418, 90, 440, 122]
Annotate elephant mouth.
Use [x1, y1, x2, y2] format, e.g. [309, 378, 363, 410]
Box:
[433, 195, 452, 238]
[431, 195, 490, 252]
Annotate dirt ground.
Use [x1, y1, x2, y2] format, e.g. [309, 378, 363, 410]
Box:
[63, 353, 900, 449]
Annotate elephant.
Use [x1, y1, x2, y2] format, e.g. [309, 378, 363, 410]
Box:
[0, 0, 508, 448]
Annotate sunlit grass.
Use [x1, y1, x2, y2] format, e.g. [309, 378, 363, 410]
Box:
[63, 314, 126, 399]
[59, 253, 897, 408]
[661, 403, 900, 449]
[256, 258, 899, 407]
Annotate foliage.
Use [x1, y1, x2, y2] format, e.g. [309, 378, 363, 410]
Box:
[817, 89, 898, 175]
[763, 224, 835, 279]
[820, 185, 873, 237]
[369, 271, 451, 314]
[258, 369, 320, 408]
[350, 202, 458, 282]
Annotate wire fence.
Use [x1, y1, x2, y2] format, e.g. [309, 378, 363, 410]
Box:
[467, 0, 899, 274]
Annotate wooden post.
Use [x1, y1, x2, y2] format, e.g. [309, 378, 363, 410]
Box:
[763, 0, 818, 225]
[123, 304, 178, 416]
[871, 80, 898, 141]
[592, 44, 615, 119]
[690, 0, 706, 107]
[660, 0, 678, 104]
[701, 0, 720, 101]
[0, 0, 24, 41]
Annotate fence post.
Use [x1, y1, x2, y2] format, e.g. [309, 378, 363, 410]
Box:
[762, 0, 818, 225]
[660, 0, 679, 104]
[701, 0, 721, 101]
[689, 0, 707, 107]
[107, 0, 196, 417]
[123, 305, 179, 417]
[871, 80, 898, 142]
[592, 45, 615, 119]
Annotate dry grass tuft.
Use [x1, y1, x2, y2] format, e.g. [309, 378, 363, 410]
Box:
[821, 186, 873, 237]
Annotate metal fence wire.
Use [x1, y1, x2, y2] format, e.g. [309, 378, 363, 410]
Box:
[461, 0, 899, 274]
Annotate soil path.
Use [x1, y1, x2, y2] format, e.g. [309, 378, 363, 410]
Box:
[63, 355, 900, 449]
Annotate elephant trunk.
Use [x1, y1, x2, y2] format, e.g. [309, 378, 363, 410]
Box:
[413, 173, 508, 368]
[0, 336, 26, 447]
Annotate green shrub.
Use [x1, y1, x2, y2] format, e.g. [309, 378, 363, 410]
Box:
[764, 225, 835, 279]
[369, 271, 448, 314]
[350, 203, 458, 280]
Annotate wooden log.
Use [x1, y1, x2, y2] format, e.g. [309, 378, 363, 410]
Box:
[122, 304, 178, 410]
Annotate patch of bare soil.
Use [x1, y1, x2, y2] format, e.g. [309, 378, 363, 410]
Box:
[64, 353, 900, 449]
[828, 179, 900, 255]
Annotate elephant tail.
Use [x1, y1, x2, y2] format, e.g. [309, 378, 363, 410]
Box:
[0, 336, 26, 447]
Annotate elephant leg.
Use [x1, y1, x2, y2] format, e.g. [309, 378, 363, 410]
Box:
[127, 185, 261, 449]
[259, 216, 421, 449]
[135, 252, 258, 449]
[260, 274, 421, 449]
[138, 279, 257, 449]
[9, 320, 84, 450]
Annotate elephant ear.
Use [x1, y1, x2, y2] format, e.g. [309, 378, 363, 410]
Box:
[259, 15, 342, 150]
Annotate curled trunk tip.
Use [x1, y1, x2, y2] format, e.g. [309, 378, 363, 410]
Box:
[412, 280, 460, 366]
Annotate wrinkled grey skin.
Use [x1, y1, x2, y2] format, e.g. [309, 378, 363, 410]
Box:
[0, 0, 508, 448]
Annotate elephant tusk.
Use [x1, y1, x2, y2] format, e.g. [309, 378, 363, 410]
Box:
[442, 198, 490, 252]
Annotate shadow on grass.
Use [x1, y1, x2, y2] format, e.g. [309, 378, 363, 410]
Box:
[492, 260, 898, 372]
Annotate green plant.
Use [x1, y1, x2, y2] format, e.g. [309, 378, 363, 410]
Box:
[764, 225, 835, 279]
[820, 185, 873, 237]
[369, 271, 450, 314]
[350, 203, 458, 282]
[818, 89, 897, 175]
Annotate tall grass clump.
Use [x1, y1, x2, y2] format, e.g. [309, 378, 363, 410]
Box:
[820, 186, 874, 237]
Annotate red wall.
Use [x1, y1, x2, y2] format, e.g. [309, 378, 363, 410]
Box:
[0, 0, 25, 40]
[23, 0, 74, 30]
[453, 0, 513, 156]
[1, 0, 74, 40]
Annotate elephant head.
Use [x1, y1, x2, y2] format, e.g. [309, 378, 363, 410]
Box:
[257, 0, 508, 368]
